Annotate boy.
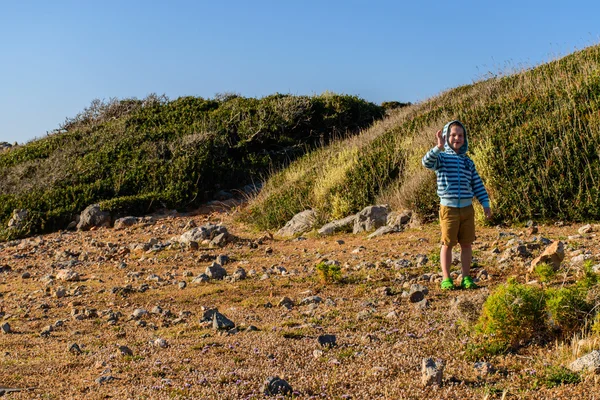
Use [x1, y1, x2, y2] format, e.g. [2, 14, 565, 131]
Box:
[422, 120, 492, 290]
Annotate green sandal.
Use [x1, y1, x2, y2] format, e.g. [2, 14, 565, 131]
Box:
[460, 275, 478, 289]
[440, 278, 455, 290]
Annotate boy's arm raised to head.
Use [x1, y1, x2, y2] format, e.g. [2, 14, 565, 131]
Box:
[421, 130, 444, 170]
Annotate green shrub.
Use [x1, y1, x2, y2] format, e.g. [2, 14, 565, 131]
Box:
[542, 366, 581, 388]
[545, 287, 593, 337]
[534, 263, 557, 283]
[476, 279, 546, 349]
[315, 261, 342, 284]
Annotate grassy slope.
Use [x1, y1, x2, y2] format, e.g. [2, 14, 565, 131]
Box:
[0, 93, 384, 239]
[247, 45, 600, 229]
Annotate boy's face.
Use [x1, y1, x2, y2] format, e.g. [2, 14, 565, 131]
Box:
[448, 125, 465, 151]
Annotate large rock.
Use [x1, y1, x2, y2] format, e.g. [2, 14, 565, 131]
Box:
[205, 262, 227, 280]
[179, 224, 228, 245]
[529, 241, 565, 272]
[569, 350, 600, 373]
[7, 209, 28, 230]
[387, 210, 412, 227]
[77, 204, 111, 231]
[353, 205, 389, 234]
[276, 210, 317, 237]
[113, 217, 139, 230]
[318, 214, 357, 236]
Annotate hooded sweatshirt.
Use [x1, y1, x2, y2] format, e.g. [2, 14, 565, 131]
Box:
[421, 120, 490, 208]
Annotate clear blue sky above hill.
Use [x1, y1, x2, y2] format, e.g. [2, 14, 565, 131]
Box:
[1, 0, 598, 144]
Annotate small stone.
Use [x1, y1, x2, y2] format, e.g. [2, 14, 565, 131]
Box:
[474, 361, 496, 376]
[313, 349, 324, 358]
[154, 338, 168, 348]
[132, 309, 148, 319]
[409, 291, 424, 303]
[21, 272, 31, 279]
[1, 322, 11, 334]
[68, 343, 83, 355]
[278, 297, 294, 309]
[192, 273, 210, 283]
[300, 296, 322, 305]
[262, 376, 293, 396]
[205, 262, 227, 280]
[212, 311, 235, 330]
[578, 224, 593, 235]
[116, 345, 133, 357]
[95, 375, 116, 385]
[421, 357, 444, 386]
[317, 334, 337, 348]
[178, 281, 186, 289]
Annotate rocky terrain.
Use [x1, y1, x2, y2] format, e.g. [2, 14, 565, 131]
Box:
[1, 204, 599, 399]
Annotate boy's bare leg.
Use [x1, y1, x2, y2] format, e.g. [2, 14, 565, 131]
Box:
[460, 243, 472, 277]
[440, 245, 452, 279]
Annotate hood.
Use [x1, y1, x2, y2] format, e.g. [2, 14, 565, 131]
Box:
[442, 120, 468, 155]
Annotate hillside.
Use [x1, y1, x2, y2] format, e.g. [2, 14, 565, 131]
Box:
[0, 93, 384, 240]
[246, 44, 600, 230]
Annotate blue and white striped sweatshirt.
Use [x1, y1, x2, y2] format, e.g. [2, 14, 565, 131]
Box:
[421, 120, 490, 209]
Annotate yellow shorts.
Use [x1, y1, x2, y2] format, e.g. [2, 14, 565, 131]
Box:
[439, 204, 475, 247]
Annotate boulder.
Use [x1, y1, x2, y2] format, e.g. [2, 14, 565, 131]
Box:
[529, 241, 565, 272]
[262, 376, 293, 396]
[276, 209, 317, 238]
[318, 214, 357, 236]
[353, 205, 389, 234]
[179, 224, 228, 244]
[114, 217, 139, 230]
[569, 350, 600, 374]
[205, 262, 227, 280]
[77, 204, 111, 231]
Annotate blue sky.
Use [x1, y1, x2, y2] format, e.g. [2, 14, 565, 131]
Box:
[1, 0, 598, 144]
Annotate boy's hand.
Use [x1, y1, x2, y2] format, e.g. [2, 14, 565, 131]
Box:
[436, 130, 444, 150]
[484, 207, 492, 219]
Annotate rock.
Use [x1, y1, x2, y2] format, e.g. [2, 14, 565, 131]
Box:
[421, 358, 444, 386]
[56, 269, 80, 282]
[7, 209, 28, 230]
[353, 205, 389, 234]
[317, 334, 337, 348]
[1, 322, 11, 334]
[95, 375, 116, 385]
[114, 217, 139, 230]
[77, 204, 111, 231]
[387, 210, 412, 226]
[409, 291, 425, 303]
[318, 215, 357, 236]
[300, 296, 322, 305]
[21, 271, 31, 279]
[367, 225, 399, 239]
[529, 241, 565, 272]
[179, 224, 228, 245]
[154, 338, 168, 348]
[276, 209, 317, 237]
[216, 254, 229, 265]
[116, 345, 133, 356]
[192, 273, 210, 284]
[205, 262, 227, 280]
[210, 233, 229, 248]
[231, 267, 247, 281]
[410, 283, 429, 296]
[178, 281, 186, 289]
[68, 343, 83, 355]
[212, 311, 235, 330]
[578, 224, 593, 235]
[569, 350, 600, 373]
[474, 361, 496, 376]
[278, 297, 294, 310]
[131, 309, 148, 319]
[262, 376, 293, 396]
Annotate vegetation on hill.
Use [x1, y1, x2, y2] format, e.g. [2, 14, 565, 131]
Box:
[246, 44, 600, 230]
[0, 93, 384, 239]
